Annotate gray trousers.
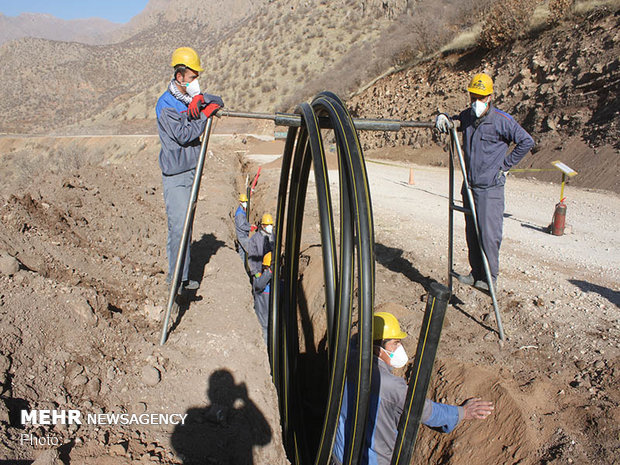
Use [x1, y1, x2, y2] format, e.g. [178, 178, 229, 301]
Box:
[162, 169, 195, 282]
[463, 184, 505, 282]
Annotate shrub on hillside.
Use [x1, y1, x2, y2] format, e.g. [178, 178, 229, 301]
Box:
[548, 0, 575, 24]
[478, 0, 541, 49]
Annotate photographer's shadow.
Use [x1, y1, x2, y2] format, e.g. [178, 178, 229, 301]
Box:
[171, 369, 271, 465]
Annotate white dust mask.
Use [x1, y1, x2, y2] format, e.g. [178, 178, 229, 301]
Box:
[471, 100, 488, 118]
[264, 224, 274, 235]
[385, 344, 408, 368]
[241, 202, 247, 209]
[185, 79, 201, 97]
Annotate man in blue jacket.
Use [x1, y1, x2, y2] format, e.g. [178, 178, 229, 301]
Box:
[331, 312, 493, 465]
[156, 47, 224, 290]
[234, 193, 252, 264]
[436, 73, 535, 291]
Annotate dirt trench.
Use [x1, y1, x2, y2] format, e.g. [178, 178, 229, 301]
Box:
[0, 133, 288, 464]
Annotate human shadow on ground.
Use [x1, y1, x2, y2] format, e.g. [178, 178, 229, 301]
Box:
[569, 279, 619, 308]
[374, 242, 434, 292]
[171, 369, 272, 465]
[169, 233, 228, 333]
[374, 242, 495, 333]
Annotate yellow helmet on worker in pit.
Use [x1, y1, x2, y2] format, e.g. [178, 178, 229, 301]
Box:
[262, 252, 272, 267]
[467, 73, 494, 96]
[261, 213, 274, 226]
[171, 47, 204, 72]
[239, 193, 249, 202]
[373, 312, 408, 341]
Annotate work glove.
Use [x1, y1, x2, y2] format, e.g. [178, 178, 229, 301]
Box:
[497, 169, 509, 179]
[188, 94, 205, 119]
[203, 93, 224, 108]
[435, 113, 453, 134]
[201, 103, 221, 118]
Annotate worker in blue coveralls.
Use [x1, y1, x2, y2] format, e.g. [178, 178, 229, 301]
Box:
[331, 312, 493, 465]
[435, 72, 534, 292]
[252, 252, 272, 345]
[247, 213, 275, 276]
[156, 47, 224, 291]
[234, 193, 252, 264]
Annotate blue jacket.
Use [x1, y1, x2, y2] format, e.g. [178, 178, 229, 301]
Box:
[455, 105, 534, 189]
[235, 205, 251, 242]
[156, 90, 208, 176]
[333, 356, 461, 465]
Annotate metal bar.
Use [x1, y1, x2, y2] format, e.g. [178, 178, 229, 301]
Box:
[560, 173, 566, 201]
[448, 137, 455, 296]
[217, 109, 433, 132]
[160, 117, 214, 345]
[449, 126, 505, 340]
[451, 204, 471, 215]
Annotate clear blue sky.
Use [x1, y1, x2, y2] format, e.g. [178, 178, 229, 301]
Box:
[0, 0, 150, 23]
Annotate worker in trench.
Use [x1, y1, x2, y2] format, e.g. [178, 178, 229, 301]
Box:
[155, 46, 224, 291]
[435, 72, 535, 292]
[252, 251, 272, 345]
[331, 312, 493, 465]
[247, 213, 275, 277]
[234, 193, 252, 265]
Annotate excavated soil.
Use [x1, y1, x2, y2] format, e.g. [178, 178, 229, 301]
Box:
[0, 117, 618, 465]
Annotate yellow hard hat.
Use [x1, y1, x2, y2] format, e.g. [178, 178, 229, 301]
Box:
[467, 73, 494, 96]
[261, 213, 274, 226]
[239, 193, 248, 202]
[171, 47, 204, 72]
[262, 252, 272, 267]
[373, 312, 407, 341]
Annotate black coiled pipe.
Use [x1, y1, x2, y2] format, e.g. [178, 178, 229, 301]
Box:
[269, 92, 375, 465]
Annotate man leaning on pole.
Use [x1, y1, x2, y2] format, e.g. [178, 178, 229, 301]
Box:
[435, 73, 535, 292]
[155, 47, 224, 291]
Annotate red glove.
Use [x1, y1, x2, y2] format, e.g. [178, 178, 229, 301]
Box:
[202, 102, 221, 118]
[188, 94, 205, 119]
[250, 224, 258, 232]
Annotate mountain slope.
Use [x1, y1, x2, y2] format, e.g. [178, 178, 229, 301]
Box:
[0, 13, 121, 45]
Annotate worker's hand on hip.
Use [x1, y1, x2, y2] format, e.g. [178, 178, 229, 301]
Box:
[461, 397, 494, 420]
[188, 94, 205, 119]
[201, 103, 221, 118]
[435, 113, 453, 133]
[203, 93, 224, 108]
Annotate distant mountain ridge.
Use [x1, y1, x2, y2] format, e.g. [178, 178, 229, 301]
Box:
[0, 12, 122, 45]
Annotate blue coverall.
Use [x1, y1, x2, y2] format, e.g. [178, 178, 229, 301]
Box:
[252, 267, 271, 345]
[234, 205, 251, 263]
[156, 91, 209, 282]
[455, 104, 534, 283]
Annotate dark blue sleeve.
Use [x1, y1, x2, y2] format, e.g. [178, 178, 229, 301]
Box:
[422, 400, 461, 433]
[252, 269, 272, 293]
[158, 107, 208, 146]
[497, 115, 535, 170]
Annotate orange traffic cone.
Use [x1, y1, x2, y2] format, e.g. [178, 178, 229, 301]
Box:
[408, 168, 415, 185]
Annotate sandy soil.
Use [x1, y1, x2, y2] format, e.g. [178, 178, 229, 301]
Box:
[0, 129, 618, 464]
[245, 142, 619, 464]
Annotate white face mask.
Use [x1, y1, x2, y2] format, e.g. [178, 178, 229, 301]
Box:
[384, 344, 408, 368]
[471, 99, 488, 118]
[264, 224, 274, 235]
[185, 79, 201, 97]
[241, 202, 247, 209]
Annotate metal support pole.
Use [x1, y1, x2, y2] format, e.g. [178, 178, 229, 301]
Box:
[217, 109, 434, 131]
[160, 117, 214, 345]
[560, 173, 566, 201]
[449, 126, 505, 340]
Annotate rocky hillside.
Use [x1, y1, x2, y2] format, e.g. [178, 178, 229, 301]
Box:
[0, 0, 487, 134]
[350, 4, 620, 192]
[0, 13, 121, 45]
